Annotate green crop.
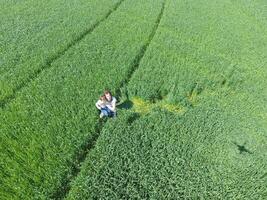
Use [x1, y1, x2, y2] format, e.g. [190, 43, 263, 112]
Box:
[0, 0, 164, 198]
[0, 0, 121, 104]
[127, 0, 267, 106]
[1, 0, 266, 199]
[67, 0, 267, 199]
[67, 104, 267, 199]
[68, 92, 267, 199]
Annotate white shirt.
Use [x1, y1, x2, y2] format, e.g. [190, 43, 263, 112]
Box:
[95, 97, 117, 112]
[105, 97, 117, 112]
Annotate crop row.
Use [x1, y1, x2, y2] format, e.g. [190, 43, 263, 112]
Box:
[0, 0, 121, 104]
[0, 0, 164, 198]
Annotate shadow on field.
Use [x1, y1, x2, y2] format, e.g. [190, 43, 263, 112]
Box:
[117, 99, 134, 110]
[126, 112, 141, 124]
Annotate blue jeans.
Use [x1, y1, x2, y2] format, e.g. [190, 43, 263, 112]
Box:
[101, 107, 115, 117]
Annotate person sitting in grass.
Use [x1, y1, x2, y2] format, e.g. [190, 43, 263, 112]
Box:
[95, 90, 117, 118]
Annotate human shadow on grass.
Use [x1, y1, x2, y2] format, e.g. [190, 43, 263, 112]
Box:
[116, 99, 141, 124]
[117, 99, 133, 110]
[126, 112, 141, 125]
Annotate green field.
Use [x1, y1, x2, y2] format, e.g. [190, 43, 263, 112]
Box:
[1, 0, 267, 199]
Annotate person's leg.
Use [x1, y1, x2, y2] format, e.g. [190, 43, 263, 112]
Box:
[111, 111, 117, 118]
[105, 107, 116, 117]
[100, 108, 109, 118]
[106, 108, 112, 117]
[101, 107, 116, 118]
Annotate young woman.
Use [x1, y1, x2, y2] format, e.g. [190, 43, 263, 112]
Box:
[95, 90, 117, 118]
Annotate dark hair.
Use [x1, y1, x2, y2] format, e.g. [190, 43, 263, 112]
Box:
[104, 90, 112, 96]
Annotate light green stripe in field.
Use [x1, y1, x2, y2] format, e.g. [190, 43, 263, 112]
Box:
[131, 96, 186, 115]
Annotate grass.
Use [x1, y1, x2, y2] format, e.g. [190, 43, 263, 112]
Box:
[67, 104, 266, 199]
[0, 0, 121, 104]
[127, 0, 267, 106]
[0, 0, 164, 198]
[67, 90, 267, 199]
[1, 0, 267, 199]
[66, 0, 267, 199]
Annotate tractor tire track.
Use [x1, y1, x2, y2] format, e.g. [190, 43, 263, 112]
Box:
[0, 0, 125, 109]
[116, 0, 166, 98]
[51, 0, 167, 199]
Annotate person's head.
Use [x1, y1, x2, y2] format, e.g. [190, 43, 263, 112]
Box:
[104, 90, 112, 102]
[100, 95, 106, 102]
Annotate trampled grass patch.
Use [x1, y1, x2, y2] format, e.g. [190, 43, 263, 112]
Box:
[130, 96, 186, 115]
